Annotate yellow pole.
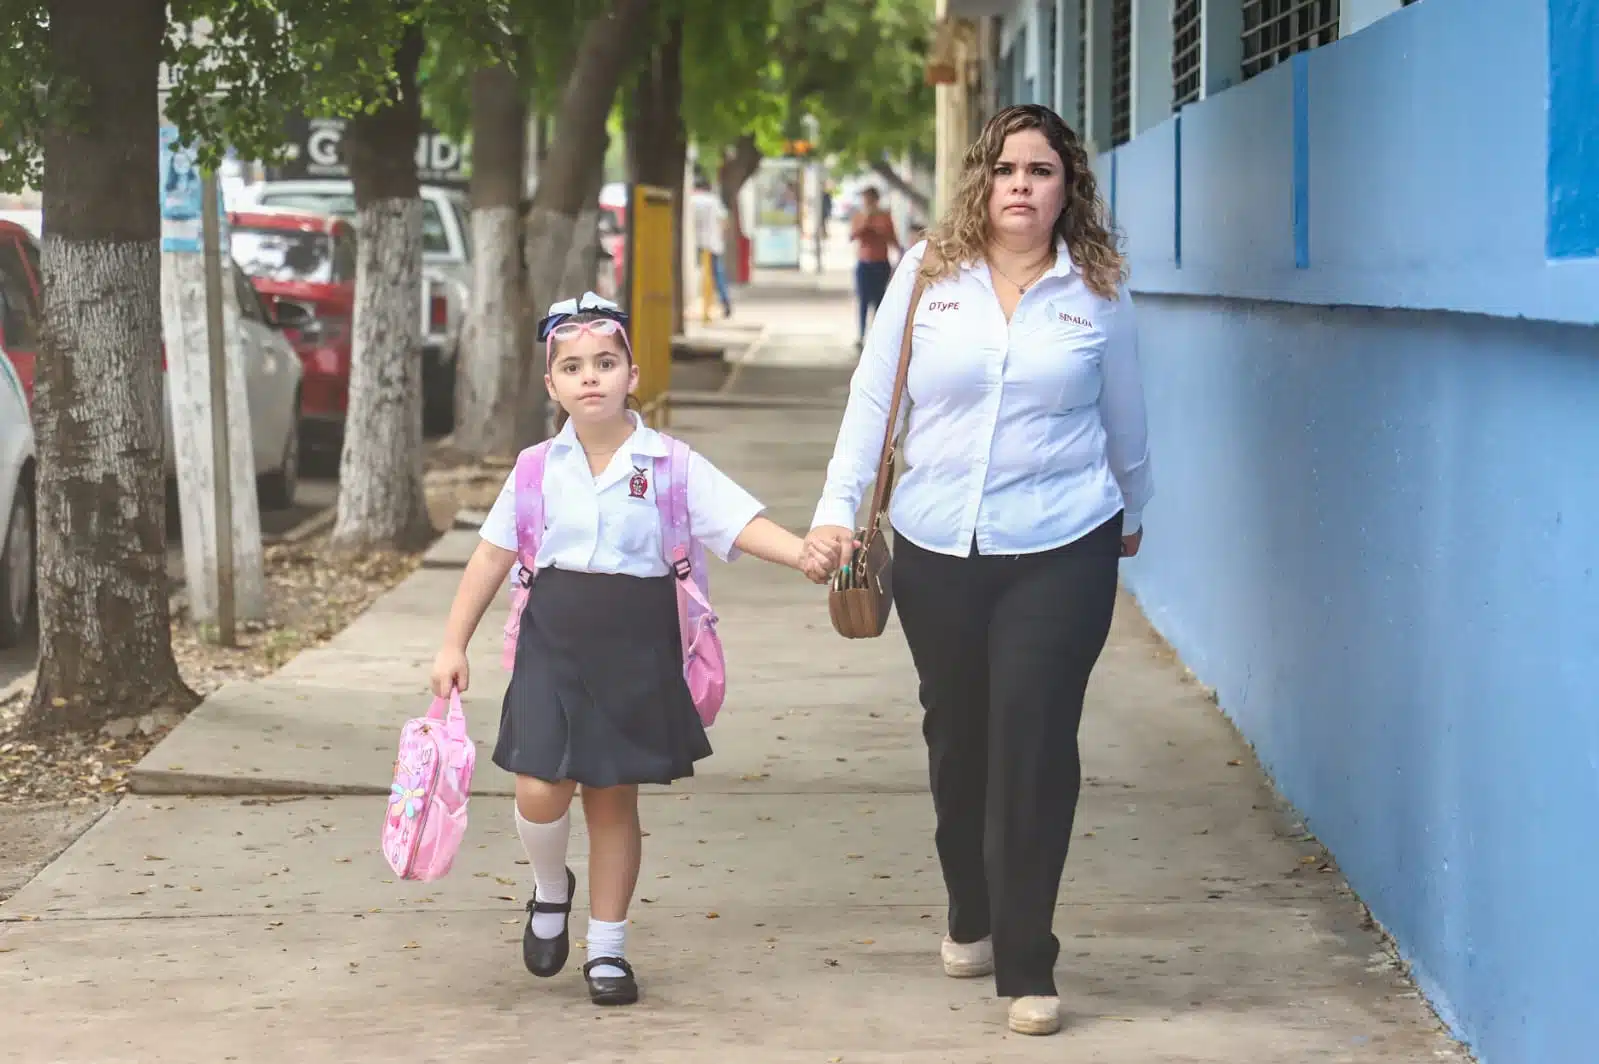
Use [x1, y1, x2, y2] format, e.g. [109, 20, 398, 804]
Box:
[700, 248, 714, 323]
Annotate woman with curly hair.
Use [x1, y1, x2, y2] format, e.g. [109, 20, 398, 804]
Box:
[802, 105, 1154, 1036]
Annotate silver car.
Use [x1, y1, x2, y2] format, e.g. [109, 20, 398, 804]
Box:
[160, 261, 304, 510]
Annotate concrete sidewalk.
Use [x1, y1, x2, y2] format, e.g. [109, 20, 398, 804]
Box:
[0, 387, 1465, 1059]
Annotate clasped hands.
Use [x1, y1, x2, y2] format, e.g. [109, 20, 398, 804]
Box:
[798, 525, 858, 585]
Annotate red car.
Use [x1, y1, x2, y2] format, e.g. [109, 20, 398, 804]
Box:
[229, 208, 356, 452]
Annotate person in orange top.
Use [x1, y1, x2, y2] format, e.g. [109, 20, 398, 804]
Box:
[850, 186, 901, 346]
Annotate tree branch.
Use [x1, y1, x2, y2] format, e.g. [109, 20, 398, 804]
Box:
[868, 159, 929, 216]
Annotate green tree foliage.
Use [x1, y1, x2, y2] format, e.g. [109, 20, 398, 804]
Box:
[0, 0, 513, 193]
[786, 0, 935, 168]
[682, 0, 936, 175]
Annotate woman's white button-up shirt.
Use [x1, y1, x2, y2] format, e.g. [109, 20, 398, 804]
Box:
[812, 239, 1153, 557]
[480, 413, 764, 576]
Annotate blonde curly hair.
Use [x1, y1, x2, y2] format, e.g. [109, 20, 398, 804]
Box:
[921, 104, 1125, 301]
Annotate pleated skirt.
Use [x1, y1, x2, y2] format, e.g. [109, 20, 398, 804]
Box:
[493, 566, 711, 787]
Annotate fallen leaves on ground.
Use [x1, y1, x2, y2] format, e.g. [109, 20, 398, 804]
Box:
[0, 526, 429, 806]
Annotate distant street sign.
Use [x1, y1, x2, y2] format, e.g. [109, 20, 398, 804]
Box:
[267, 116, 469, 189]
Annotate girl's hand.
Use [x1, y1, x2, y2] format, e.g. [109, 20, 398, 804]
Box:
[802, 525, 855, 576]
[431, 647, 470, 698]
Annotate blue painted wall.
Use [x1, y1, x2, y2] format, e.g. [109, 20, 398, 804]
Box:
[1126, 299, 1599, 1063]
[1098, 0, 1599, 1061]
[1110, 0, 1598, 325]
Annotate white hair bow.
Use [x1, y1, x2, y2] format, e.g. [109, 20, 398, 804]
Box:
[544, 291, 621, 318]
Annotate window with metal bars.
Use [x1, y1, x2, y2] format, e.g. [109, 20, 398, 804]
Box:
[1242, 0, 1340, 80]
[1172, 0, 1203, 108]
[1110, 0, 1132, 146]
[1076, 0, 1086, 131]
[1016, 24, 1030, 103]
[998, 40, 1016, 107]
[1042, 0, 1058, 110]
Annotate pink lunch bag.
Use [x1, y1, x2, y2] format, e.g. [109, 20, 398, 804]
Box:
[381, 688, 476, 881]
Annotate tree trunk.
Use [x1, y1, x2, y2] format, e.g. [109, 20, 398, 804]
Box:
[557, 140, 607, 299]
[718, 135, 762, 267]
[524, 0, 653, 324]
[453, 62, 526, 461]
[870, 158, 931, 217]
[521, 0, 652, 439]
[21, 0, 197, 736]
[625, 17, 686, 334]
[332, 23, 434, 553]
[627, 20, 685, 331]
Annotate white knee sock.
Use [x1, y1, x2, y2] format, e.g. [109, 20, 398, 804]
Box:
[586, 918, 628, 979]
[513, 806, 570, 939]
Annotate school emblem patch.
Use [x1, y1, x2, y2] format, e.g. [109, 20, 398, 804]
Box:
[628, 466, 649, 499]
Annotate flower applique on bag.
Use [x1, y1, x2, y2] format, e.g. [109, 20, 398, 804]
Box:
[381, 688, 476, 881]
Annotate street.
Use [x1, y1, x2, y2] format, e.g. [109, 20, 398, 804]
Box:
[0, 474, 338, 691]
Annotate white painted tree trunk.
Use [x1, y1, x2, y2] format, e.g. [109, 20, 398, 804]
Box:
[31, 236, 194, 732]
[332, 198, 433, 551]
[525, 205, 578, 321]
[453, 205, 522, 458]
[160, 250, 266, 623]
[562, 207, 602, 297]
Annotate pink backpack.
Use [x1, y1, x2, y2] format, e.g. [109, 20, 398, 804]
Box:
[381, 688, 476, 881]
[501, 435, 727, 726]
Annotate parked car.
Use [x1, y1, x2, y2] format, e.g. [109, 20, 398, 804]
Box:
[0, 345, 33, 648]
[178, 260, 306, 510]
[240, 179, 467, 433]
[230, 208, 355, 456]
[0, 218, 304, 513]
[598, 205, 626, 298]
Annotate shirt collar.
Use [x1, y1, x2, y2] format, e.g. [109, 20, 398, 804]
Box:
[958, 237, 1076, 283]
[549, 410, 669, 460]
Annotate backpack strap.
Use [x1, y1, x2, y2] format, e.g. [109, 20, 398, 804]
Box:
[513, 441, 552, 583]
[653, 435, 691, 576]
[653, 435, 713, 611]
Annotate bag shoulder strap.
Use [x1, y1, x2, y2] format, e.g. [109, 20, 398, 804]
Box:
[864, 246, 939, 527]
[513, 441, 552, 570]
[653, 436, 714, 610]
[652, 435, 693, 564]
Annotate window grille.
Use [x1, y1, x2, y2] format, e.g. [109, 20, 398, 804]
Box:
[1242, 0, 1339, 80]
[1016, 25, 1030, 103]
[1172, 0, 1203, 107]
[998, 37, 1015, 107]
[1076, 0, 1087, 131]
[1110, 0, 1132, 146]
[1042, 0, 1058, 110]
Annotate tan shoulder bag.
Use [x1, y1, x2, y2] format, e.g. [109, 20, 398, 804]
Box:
[827, 251, 936, 639]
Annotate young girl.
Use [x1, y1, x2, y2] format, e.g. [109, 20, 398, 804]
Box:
[430, 292, 821, 1007]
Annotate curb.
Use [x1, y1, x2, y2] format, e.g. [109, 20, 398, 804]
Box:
[264, 504, 335, 546]
[715, 323, 771, 396]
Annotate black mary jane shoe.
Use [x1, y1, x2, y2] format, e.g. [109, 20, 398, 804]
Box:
[583, 957, 639, 1006]
[522, 867, 576, 978]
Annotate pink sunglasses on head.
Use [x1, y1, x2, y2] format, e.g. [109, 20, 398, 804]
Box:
[545, 319, 633, 367]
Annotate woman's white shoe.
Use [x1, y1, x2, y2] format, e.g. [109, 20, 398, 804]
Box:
[940, 936, 995, 978]
[1007, 996, 1062, 1035]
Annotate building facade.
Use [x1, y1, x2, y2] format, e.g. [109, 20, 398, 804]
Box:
[932, 2, 1598, 1063]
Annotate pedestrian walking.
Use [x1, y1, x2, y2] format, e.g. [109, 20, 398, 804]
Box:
[802, 104, 1154, 1036]
[429, 292, 822, 1006]
[690, 176, 733, 317]
[848, 186, 900, 347]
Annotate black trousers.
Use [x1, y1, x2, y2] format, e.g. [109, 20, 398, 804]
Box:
[892, 514, 1122, 998]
